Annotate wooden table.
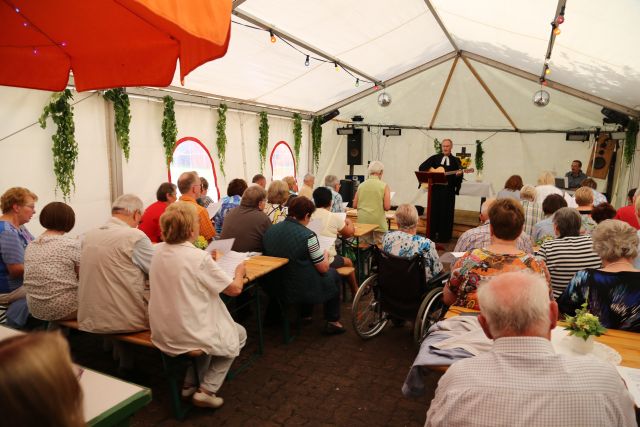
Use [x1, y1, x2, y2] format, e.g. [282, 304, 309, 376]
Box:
[0, 325, 152, 426]
[341, 223, 379, 283]
[244, 255, 288, 283]
[446, 306, 640, 368]
[347, 209, 396, 230]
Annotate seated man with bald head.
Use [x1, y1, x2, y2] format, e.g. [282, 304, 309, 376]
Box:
[426, 271, 636, 427]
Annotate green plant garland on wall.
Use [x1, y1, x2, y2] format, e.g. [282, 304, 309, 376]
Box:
[103, 88, 132, 161]
[311, 116, 323, 172]
[475, 139, 485, 172]
[161, 96, 177, 167]
[433, 138, 442, 155]
[624, 119, 638, 166]
[216, 104, 228, 176]
[39, 89, 77, 200]
[258, 112, 269, 172]
[293, 113, 302, 165]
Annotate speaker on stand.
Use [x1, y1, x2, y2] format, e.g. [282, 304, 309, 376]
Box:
[586, 133, 616, 180]
[347, 129, 363, 175]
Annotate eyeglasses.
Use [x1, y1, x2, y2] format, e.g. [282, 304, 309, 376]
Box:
[23, 204, 35, 210]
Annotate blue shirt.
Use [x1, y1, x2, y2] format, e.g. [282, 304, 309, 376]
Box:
[213, 195, 241, 234]
[327, 187, 345, 213]
[0, 221, 33, 293]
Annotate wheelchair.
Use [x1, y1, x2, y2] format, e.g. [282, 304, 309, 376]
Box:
[351, 246, 450, 345]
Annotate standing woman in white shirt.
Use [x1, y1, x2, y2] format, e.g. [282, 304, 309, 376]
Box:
[149, 202, 246, 409]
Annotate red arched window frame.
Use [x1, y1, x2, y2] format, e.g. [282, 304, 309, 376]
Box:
[269, 140, 297, 180]
[168, 136, 221, 200]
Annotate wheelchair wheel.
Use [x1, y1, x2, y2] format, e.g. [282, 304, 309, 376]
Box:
[413, 286, 446, 345]
[351, 274, 388, 339]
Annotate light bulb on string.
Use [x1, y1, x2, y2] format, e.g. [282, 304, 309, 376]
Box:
[556, 15, 564, 25]
[334, 62, 339, 72]
[304, 55, 309, 66]
[553, 26, 561, 36]
[61, 41, 68, 47]
[15, 7, 20, 13]
[545, 66, 551, 75]
[355, 78, 360, 87]
[32, 47, 38, 55]
[22, 22, 28, 27]
[269, 30, 276, 43]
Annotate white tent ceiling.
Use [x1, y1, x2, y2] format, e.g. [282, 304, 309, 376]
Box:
[166, 0, 639, 129]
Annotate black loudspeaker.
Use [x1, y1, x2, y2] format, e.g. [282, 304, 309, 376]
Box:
[347, 129, 363, 165]
[320, 109, 340, 124]
[586, 133, 616, 179]
[339, 179, 355, 207]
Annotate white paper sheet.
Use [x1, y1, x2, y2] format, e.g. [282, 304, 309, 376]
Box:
[617, 366, 640, 406]
[215, 250, 248, 278]
[205, 238, 234, 255]
[390, 191, 396, 200]
[316, 235, 337, 254]
[341, 202, 349, 210]
[307, 218, 324, 234]
[206, 201, 223, 219]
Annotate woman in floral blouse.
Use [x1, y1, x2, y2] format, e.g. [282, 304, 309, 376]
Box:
[444, 199, 550, 309]
[382, 204, 442, 282]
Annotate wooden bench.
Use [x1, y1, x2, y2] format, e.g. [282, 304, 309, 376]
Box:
[56, 320, 202, 420]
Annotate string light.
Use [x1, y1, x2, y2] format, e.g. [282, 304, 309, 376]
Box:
[22, 22, 28, 27]
[355, 78, 359, 87]
[15, 7, 20, 13]
[544, 65, 551, 75]
[556, 15, 564, 25]
[269, 30, 276, 43]
[334, 62, 339, 71]
[61, 41, 67, 47]
[304, 55, 309, 66]
[32, 48, 38, 55]
[553, 26, 561, 36]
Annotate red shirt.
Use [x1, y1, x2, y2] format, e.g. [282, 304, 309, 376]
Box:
[614, 205, 640, 229]
[138, 201, 169, 243]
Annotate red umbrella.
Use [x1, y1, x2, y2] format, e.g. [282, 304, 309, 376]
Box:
[0, 0, 231, 91]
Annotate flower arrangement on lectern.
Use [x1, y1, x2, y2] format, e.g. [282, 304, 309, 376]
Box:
[193, 236, 208, 250]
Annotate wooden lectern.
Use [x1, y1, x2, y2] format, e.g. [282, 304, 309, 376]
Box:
[415, 171, 447, 238]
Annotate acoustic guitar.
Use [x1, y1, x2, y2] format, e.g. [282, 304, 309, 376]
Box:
[427, 167, 475, 176]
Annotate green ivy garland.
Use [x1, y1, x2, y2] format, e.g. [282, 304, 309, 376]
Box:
[258, 112, 269, 172]
[39, 89, 77, 200]
[475, 139, 485, 172]
[624, 119, 638, 166]
[433, 138, 442, 155]
[293, 113, 302, 165]
[103, 88, 131, 161]
[161, 96, 178, 167]
[216, 104, 228, 176]
[311, 116, 323, 172]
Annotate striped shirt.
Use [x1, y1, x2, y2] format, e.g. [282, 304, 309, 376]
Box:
[307, 234, 324, 264]
[537, 234, 601, 298]
[521, 200, 543, 237]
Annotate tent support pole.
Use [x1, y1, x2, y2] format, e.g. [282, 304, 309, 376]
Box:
[423, 0, 459, 51]
[104, 102, 123, 203]
[430, 55, 459, 128]
[461, 55, 518, 130]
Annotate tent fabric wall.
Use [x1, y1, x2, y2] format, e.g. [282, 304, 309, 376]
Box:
[320, 122, 596, 211]
[0, 86, 112, 238]
[0, 86, 311, 238]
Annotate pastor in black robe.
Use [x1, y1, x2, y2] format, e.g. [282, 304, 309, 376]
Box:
[418, 153, 463, 242]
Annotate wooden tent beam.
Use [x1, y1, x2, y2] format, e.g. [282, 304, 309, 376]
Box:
[461, 55, 518, 131]
[430, 55, 459, 128]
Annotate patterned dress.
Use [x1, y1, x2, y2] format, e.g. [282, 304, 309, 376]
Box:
[558, 269, 640, 332]
[213, 195, 241, 234]
[382, 231, 443, 282]
[447, 248, 550, 309]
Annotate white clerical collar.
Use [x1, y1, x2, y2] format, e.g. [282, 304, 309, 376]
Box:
[440, 155, 450, 166]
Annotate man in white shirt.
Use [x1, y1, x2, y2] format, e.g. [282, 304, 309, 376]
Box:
[425, 271, 636, 427]
[298, 173, 315, 200]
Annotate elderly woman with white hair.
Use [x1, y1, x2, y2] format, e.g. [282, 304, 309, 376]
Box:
[558, 219, 640, 331]
[382, 204, 443, 282]
[353, 160, 391, 242]
[535, 171, 576, 208]
[324, 175, 345, 213]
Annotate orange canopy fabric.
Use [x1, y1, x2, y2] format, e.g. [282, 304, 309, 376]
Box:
[0, 0, 231, 92]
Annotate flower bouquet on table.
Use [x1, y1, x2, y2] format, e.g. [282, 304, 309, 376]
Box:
[193, 235, 208, 250]
[563, 302, 606, 354]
